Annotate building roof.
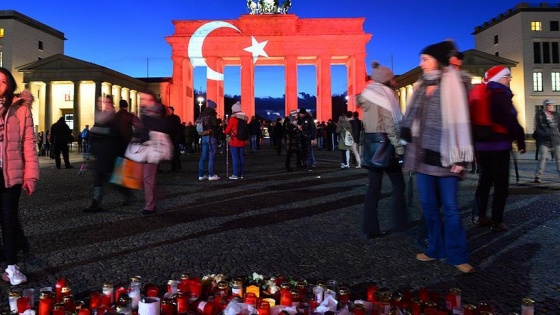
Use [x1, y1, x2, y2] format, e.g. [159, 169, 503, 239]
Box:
[0, 10, 66, 40]
[472, 2, 560, 35]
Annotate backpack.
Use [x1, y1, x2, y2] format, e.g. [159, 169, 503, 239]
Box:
[195, 115, 211, 136]
[81, 129, 89, 139]
[235, 118, 249, 141]
[468, 83, 507, 141]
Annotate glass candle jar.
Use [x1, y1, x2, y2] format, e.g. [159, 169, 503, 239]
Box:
[102, 283, 114, 305]
[8, 290, 21, 313]
[55, 278, 67, 303]
[521, 298, 535, 315]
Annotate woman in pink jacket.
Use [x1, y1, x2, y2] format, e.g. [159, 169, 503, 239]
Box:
[0, 67, 39, 285]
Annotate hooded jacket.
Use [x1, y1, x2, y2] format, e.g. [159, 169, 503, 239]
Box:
[2, 90, 40, 188]
[225, 112, 249, 147]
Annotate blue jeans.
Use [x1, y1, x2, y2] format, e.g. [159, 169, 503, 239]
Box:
[198, 136, 217, 177]
[416, 173, 470, 265]
[250, 135, 258, 152]
[230, 146, 245, 177]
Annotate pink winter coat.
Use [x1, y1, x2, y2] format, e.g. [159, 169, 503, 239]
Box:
[2, 90, 39, 188]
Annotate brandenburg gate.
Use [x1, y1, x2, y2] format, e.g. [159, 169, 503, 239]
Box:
[165, 3, 371, 122]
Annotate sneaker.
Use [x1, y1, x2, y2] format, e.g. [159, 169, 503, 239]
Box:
[340, 164, 349, 169]
[533, 177, 541, 183]
[229, 175, 239, 180]
[208, 175, 220, 181]
[491, 222, 508, 232]
[198, 175, 208, 181]
[4, 265, 26, 285]
[355, 165, 362, 169]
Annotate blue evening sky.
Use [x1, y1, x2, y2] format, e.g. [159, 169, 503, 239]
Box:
[2, 0, 526, 97]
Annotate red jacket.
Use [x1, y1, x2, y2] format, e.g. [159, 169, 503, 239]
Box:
[224, 113, 248, 148]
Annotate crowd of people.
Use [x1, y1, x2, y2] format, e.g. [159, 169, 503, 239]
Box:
[5, 37, 557, 283]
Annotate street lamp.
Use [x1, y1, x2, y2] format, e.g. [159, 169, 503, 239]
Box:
[197, 96, 205, 115]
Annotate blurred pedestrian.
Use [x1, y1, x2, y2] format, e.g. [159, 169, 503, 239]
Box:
[356, 61, 407, 238]
[473, 66, 526, 231]
[401, 41, 474, 273]
[138, 92, 168, 215]
[84, 95, 132, 212]
[532, 99, 560, 183]
[0, 67, 39, 285]
[224, 102, 248, 179]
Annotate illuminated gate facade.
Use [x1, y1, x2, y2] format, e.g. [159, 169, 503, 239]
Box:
[165, 14, 371, 122]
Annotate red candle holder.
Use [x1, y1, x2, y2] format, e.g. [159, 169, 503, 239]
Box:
[257, 300, 270, 315]
[145, 284, 160, 298]
[89, 291, 101, 310]
[244, 292, 257, 306]
[17, 296, 31, 314]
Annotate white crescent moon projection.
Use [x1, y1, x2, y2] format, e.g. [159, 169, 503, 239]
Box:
[188, 21, 241, 81]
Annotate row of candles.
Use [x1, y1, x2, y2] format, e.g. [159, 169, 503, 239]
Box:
[7, 274, 535, 315]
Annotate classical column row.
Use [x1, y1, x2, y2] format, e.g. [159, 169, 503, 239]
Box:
[30, 80, 140, 135]
[174, 54, 367, 123]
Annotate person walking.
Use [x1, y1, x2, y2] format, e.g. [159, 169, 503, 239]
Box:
[473, 66, 526, 231]
[224, 102, 248, 179]
[298, 109, 316, 170]
[138, 92, 168, 215]
[357, 61, 407, 238]
[401, 41, 475, 273]
[0, 68, 40, 285]
[50, 116, 74, 169]
[198, 100, 220, 181]
[273, 117, 285, 156]
[532, 99, 560, 183]
[114, 100, 140, 157]
[83, 95, 132, 212]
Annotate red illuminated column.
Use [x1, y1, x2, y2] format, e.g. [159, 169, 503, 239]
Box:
[316, 55, 332, 122]
[285, 55, 298, 116]
[206, 57, 225, 119]
[346, 56, 357, 112]
[241, 56, 255, 118]
[171, 57, 190, 122]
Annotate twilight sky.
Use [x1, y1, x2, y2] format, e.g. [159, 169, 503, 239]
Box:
[2, 0, 525, 97]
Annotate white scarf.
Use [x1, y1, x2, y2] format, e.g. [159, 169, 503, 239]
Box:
[360, 82, 402, 128]
[440, 67, 474, 166]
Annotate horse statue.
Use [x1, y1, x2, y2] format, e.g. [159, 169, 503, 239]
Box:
[247, 0, 258, 14]
[281, 0, 291, 14]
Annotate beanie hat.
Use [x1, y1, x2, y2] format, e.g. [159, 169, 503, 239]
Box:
[543, 99, 555, 106]
[370, 61, 394, 84]
[207, 100, 217, 109]
[231, 101, 241, 113]
[484, 66, 510, 83]
[299, 108, 307, 115]
[290, 109, 298, 116]
[420, 41, 456, 66]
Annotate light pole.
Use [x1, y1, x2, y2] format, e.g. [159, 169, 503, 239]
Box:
[197, 96, 205, 116]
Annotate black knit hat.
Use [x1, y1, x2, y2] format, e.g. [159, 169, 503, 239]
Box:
[420, 41, 457, 66]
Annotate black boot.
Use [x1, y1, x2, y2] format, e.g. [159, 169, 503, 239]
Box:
[83, 187, 105, 212]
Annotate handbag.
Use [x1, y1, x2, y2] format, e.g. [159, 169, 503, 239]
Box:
[109, 157, 143, 190]
[360, 132, 396, 170]
[124, 131, 173, 164]
[344, 129, 354, 146]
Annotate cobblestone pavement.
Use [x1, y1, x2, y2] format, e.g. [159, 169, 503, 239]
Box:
[1, 144, 559, 313]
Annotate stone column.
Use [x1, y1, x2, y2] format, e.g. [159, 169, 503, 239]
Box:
[316, 55, 332, 122]
[206, 57, 225, 118]
[241, 56, 255, 118]
[345, 56, 357, 113]
[44, 81, 52, 130]
[284, 55, 298, 117]
[73, 80, 81, 136]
